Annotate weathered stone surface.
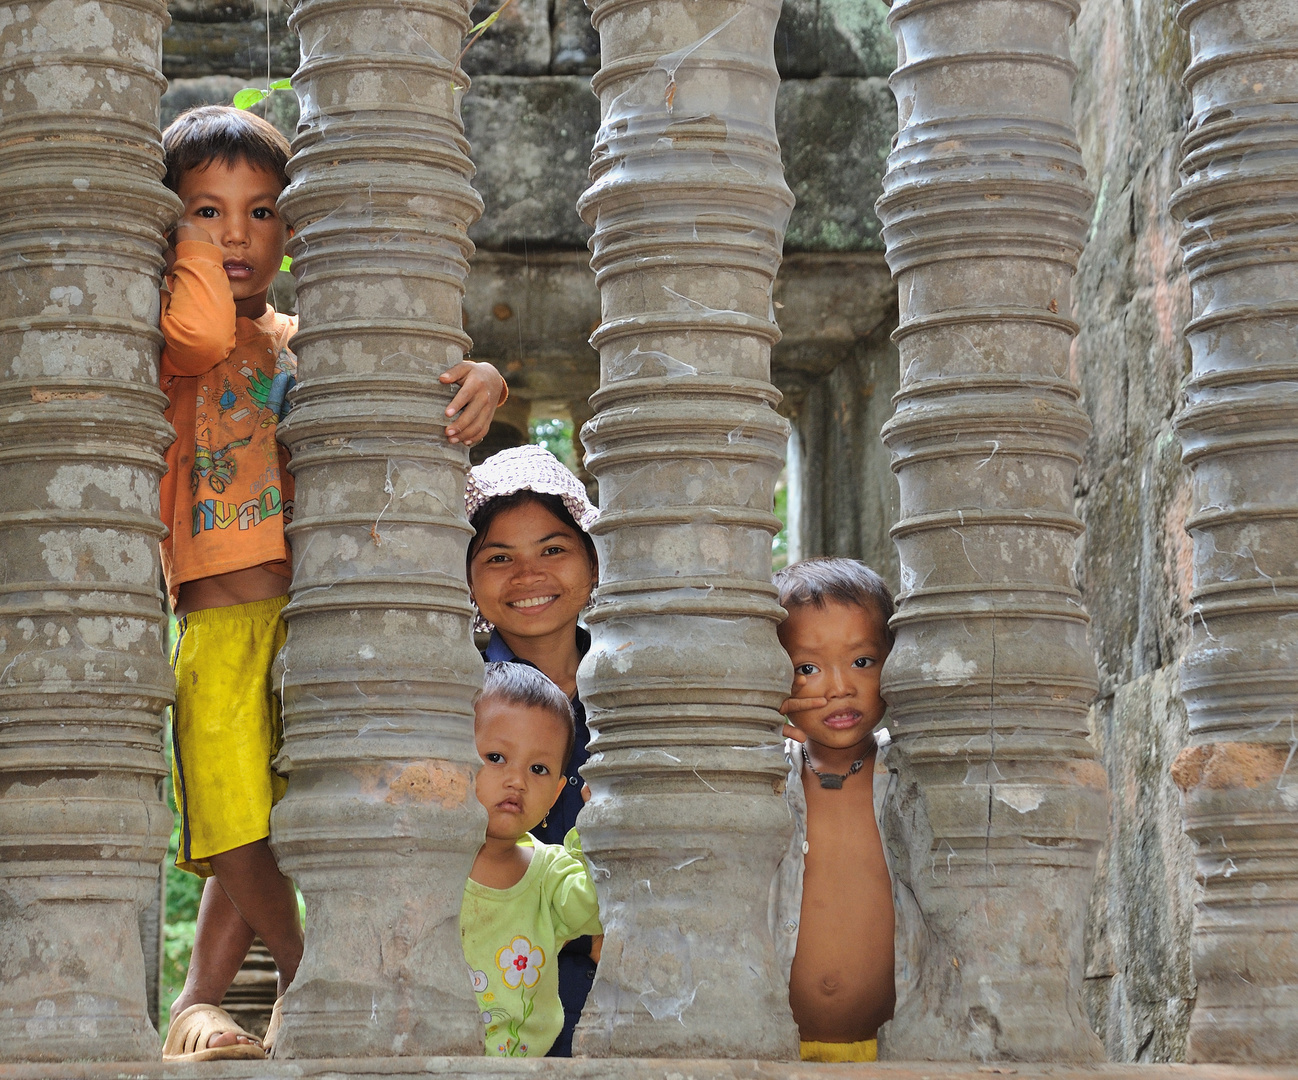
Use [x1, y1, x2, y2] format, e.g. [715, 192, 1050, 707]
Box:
[551, 0, 600, 74]
[168, 0, 277, 21]
[162, 15, 297, 79]
[575, 0, 799, 1057]
[0, 0, 179, 1062]
[461, 0, 551, 76]
[2, 1057, 1294, 1079]
[789, 320, 899, 589]
[1069, 1, 1197, 1063]
[464, 76, 597, 250]
[1083, 668, 1196, 1062]
[774, 0, 894, 79]
[1168, 0, 1298, 1061]
[777, 77, 893, 253]
[874, 0, 1106, 1061]
[270, 0, 486, 1056]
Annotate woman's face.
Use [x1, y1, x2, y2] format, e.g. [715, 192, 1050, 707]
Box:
[469, 500, 597, 644]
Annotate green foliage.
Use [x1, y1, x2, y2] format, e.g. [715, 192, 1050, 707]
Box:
[528, 417, 578, 473]
[772, 471, 789, 571]
[232, 79, 293, 112]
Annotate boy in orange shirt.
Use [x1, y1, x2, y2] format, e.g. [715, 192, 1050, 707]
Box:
[770, 558, 897, 1062]
[157, 106, 506, 1060]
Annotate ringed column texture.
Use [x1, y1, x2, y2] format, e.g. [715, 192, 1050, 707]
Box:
[270, 0, 487, 1057]
[0, 0, 178, 1062]
[574, 0, 799, 1058]
[1169, 0, 1298, 1063]
[873, 0, 1107, 1062]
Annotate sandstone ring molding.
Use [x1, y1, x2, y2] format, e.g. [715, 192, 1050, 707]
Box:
[0, 0, 180, 1062]
[1169, 0, 1298, 1063]
[270, 0, 488, 1056]
[572, 0, 800, 1058]
[873, 0, 1108, 1062]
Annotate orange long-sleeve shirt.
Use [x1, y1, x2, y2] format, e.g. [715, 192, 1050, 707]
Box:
[159, 241, 296, 606]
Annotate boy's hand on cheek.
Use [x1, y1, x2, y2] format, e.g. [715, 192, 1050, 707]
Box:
[778, 694, 826, 742]
[441, 360, 505, 445]
[173, 222, 215, 248]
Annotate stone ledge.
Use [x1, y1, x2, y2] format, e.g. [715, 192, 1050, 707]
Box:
[1, 1059, 1293, 1079]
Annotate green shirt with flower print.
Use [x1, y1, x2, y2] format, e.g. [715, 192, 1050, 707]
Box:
[460, 829, 602, 1057]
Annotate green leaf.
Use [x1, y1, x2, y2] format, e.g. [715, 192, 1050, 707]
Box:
[269, 77, 293, 91]
[280, 255, 293, 273]
[232, 87, 267, 110]
[468, 8, 501, 33]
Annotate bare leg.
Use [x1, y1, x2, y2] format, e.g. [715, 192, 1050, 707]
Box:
[169, 876, 257, 1046]
[169, 839, 303, 1049]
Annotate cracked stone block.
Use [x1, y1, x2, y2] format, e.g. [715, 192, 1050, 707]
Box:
[461, 0, 550, 76]
[464, 76, 597, 249]
[775, 0, 894, 79]
[778, 76, 894, 252]
[551, 0, 600, 74]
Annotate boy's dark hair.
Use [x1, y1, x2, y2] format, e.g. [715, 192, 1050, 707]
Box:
[162, 106, 291, 194]
[478, 661, 577, 769]
[467, 490, 598, 572]
[774, 557, 895, 647]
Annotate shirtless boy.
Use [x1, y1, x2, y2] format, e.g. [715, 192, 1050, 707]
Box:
[771, 557, 896, 1062]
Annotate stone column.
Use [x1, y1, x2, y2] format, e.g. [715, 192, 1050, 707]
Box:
[0, 0, 178, 1062]
[270, 0, 487, 1057]
[1169, 0, 1298, 1062]
[574, 0, 799, 1058]
[873, 0, 1107, 1062]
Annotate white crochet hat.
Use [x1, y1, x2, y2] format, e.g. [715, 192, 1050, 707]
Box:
[465, 445, 598, 633]
[465, 445, 598, 532]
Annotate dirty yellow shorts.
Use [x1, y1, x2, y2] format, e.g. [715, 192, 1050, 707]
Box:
[170, 595, 289, 877]
[801, 1038, 878, 1062]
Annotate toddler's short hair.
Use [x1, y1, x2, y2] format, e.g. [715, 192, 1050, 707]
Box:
[774, 557, 896, 648]
[162, 105, 291, 193]
[478, 661, 577, 769]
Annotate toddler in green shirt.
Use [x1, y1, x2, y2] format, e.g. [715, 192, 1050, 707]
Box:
[461, 662, 603, 1057]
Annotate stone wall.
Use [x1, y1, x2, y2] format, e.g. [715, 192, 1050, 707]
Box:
[1071, 0, 1197, 1063]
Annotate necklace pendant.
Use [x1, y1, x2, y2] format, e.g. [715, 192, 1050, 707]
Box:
[817, 773, 845, 790]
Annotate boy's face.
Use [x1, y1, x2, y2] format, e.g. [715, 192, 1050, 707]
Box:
[473, 695, 569, 843]
[175, 158, 288, 320]
[778, 600, 890, 754]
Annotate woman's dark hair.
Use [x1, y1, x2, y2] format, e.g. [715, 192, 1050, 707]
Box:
[467, 490, 598, 572]
[478, 661, 577, 768]
[774, 557, 896, 648]
[162, 105, 292, 194]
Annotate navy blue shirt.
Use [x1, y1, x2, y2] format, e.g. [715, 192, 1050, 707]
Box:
[482, 627, 594, 1057]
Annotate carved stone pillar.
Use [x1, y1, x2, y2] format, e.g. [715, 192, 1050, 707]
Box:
[1169, 0, 1298, 1062]
[0, 0, 178, 1061]
[271, 0, 486, 1057]
[574, 0, 798, 1058]
[873, 0, 1107, 1062]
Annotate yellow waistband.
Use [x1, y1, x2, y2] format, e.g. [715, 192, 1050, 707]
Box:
[178, 592, 288, 628]
[800, 1038, 878, 1063]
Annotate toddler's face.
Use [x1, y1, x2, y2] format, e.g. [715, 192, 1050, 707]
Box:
[175, 158, 287, 317]
[473, 696, 569, 842]
[778, 600, 889, 754]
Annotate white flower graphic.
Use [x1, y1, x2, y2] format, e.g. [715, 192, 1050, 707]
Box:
[496, 935, 545, 989]
[470, 968, 489, 993]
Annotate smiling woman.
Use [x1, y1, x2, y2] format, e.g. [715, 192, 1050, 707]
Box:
[463, 445, 600, 1057]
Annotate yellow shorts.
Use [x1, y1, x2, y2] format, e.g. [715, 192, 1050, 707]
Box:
[801, 1038, 878, 1063]
[170, 595, 289, 877]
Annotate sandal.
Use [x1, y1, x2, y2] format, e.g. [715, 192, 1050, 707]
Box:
[162, 1002, 266, 1061]
[262, 996, 284, 1057]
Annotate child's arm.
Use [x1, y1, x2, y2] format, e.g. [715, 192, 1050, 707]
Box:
[440, 360, 507, 446]
[160, 224, 237, 376]
[549, 829, 603, 942]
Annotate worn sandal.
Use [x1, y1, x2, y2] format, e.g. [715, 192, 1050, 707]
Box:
[262, 996, 284, 1057]
[162, 1002, 266, 1061]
